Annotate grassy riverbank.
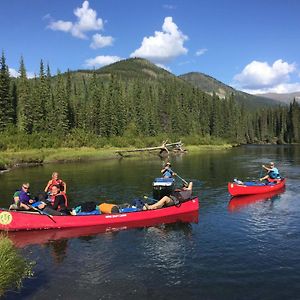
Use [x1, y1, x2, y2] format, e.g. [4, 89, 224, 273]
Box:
[0, 130, 235, 171]
[0, 144, 234, 172]
[0, 235, 34, 296]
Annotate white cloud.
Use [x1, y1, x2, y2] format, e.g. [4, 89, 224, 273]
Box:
[84, 55, 122, 68]
[9, 68, 19, 77]
[130, 16, 188, 64]
[49, 20, 73, 32]
[27, 72, 35, 79]
[234, 59, 296, 89]
[196, 48, 207, 56]
[48, 1, 104, 39]
[163, 4, 177, 10]
[90, 33, 114, 49]
[155, 63, 171, 72]
[9, 68, 35, 79]
[232, 59, 300, 94]
[242, 83, 300, 94]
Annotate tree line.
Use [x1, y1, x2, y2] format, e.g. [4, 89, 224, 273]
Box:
[0, 52, 299, 147]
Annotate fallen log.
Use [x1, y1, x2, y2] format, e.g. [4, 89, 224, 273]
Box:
[116, 141, 186, 157]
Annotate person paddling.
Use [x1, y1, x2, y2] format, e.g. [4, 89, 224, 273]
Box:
[161, 162, 177, 178]
[260, 162, 281, 181]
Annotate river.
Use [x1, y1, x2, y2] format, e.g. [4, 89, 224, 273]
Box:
[1, 145, 300, 299]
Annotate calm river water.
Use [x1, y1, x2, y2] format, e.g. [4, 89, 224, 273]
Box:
[1, 145, 300, 300]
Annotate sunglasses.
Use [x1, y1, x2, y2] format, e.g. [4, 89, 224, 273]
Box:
[22, 186, 29, 190]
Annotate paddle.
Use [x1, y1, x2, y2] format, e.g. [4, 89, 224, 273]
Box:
[29, 204, 56, 223]
[175, 173, 188, 186]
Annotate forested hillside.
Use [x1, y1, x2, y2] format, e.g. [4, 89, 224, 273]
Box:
[256, 92, 300, 104]
[0, 52, 300, 150]
[179, 72, 281, 108]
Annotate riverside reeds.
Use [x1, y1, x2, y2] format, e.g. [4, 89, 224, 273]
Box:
[0, 234, 34, 296]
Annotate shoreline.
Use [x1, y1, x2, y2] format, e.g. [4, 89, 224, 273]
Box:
[0, 144, 234, 173]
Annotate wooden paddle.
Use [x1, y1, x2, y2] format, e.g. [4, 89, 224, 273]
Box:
[175, 173, 188, 186]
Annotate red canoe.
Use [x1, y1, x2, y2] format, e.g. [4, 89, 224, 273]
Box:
[0, 197, 199, 231]
[227, 178, 286, 196]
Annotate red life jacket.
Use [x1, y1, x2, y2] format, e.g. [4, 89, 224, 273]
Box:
[49, 192, 68, 209]
[267, 178, 281, 184]
[48, 179, 65, 192]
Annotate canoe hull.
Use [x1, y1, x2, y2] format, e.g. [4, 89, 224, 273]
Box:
[228, 179, 286, 196]
[0, 197, 199, 231]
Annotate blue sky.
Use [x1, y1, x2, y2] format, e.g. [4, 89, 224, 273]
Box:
[1, 0, 300, 94]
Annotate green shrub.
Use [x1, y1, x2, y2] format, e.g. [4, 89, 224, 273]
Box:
[0, 234, 34, 296]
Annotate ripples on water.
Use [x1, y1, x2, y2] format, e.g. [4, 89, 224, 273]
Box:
[2, 145, 300, 299]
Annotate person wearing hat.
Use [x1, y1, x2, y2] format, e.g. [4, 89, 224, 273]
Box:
[161, 162, 176, 178]
[260, 162, 281, 181]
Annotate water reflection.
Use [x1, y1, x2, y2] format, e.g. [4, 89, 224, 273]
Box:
[2, 145, 300, 300]
[8, 211, 198, 249]
[46, 239, 68, 264]
[228, 188, 285, 212]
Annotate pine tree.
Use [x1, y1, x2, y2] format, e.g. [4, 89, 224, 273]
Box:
[66, 69, 75, 129]
[0, 51, 12, 131]
[17, 56, 31, 133]
[53, 71, 69, 134]
[11, 82, 18, 125]
[103, 75, 119, 136]
[210, 93, 223, 137]
[290, 99, 300, 142]
[44, 64, 56, 133]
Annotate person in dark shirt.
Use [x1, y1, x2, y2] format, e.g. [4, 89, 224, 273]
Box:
[42, 185, 69, 215]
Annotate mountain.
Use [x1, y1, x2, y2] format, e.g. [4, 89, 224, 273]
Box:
[255, 92, 300, 104]
[77, 58, 188, 84]
[179, 72, 282, 109]
[75, 59, 282, 110]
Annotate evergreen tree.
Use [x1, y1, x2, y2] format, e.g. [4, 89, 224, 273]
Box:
[30, 75, 44, 132]
[210, 93, 223, 137]
[289, 99, 300, 143]
[103, 75, 120, 136]
[11, 82, 18, 124]
[0, 51, 12, 131]
[66, 69, 75, 129]
[44, 64, 56, 133]
[53, 71, 69, 134]
[17, 56, 31, 133]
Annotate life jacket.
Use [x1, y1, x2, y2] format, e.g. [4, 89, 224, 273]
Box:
[269, 167, 280, 179]
[48, 179, 65, 192]
[267, 178, 281, 184]
[163, 168, 173, 178]
[49, 192, 68, 209]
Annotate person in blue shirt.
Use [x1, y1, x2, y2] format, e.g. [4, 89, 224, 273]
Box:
[9, 183, 36, 210]
[260, 162, 281, 181]
[161, 162, 176, 178]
